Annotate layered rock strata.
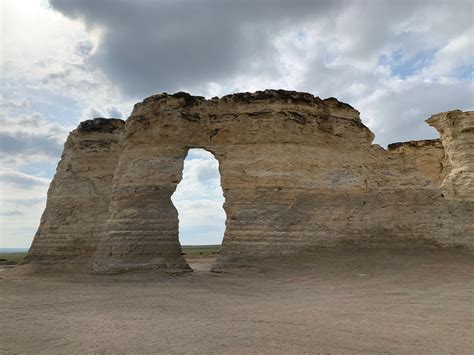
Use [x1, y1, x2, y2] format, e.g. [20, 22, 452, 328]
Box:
[427, 110, 474, 200]
[24, 91, 474, 273]
[24, 118, 125, 266]
[387, 139, 450, 186]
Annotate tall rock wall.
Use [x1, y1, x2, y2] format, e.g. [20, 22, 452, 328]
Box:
[386, 134, 474, 251]
[23, 118, 124, 266]
[24, 91, 474, 273]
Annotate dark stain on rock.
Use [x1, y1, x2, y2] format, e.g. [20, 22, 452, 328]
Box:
[172, 92, 205, 107]
[322, 97, 355, 110]
[388, 139, 442, 150]
[78, 118, 125, 133]
[283, 111, 307, 124]
[210, 128, 220, 139]
[181, 111, 201, 122]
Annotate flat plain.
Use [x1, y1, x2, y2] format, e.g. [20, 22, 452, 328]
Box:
[1, 248, 473, 354]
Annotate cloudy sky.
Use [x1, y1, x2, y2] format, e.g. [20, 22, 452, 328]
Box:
[1, 0, 473, 248]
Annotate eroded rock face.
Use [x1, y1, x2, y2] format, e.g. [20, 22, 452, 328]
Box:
[24, 91, 474, 272]
[24, 118, 125, 266]
[387, 139, 450, 186]
[427, 110, 474, 200]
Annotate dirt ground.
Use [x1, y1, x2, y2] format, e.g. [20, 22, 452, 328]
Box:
[1, 248, 473, 354]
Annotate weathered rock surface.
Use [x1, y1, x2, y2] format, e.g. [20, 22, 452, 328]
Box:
[427, 110, 474, 200]
[23, 90, 474, 273]
[24, 118, 125, 266]
[387, 139, 450, 186]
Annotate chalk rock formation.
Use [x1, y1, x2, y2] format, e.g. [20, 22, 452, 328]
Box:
[24, 90, 474, 273]
[24, 118, 124, 266]
[427, 110, 474, 200]
[387, 139, 450, 186]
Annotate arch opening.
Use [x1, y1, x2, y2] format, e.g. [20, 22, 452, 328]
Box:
[171, 148, 226, 271]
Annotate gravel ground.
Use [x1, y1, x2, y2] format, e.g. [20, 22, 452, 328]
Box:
[1, 249, 473, 354]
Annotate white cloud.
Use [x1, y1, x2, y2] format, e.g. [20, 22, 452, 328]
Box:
[0, 170, 48, 248]
[172, 149, 225, 202]
[2, 0, 133, 124]
[174, 199, 226, 245]
[0, 112, 69, 167]
[0, 171, 50, 188]
[0, 99, 29, 109]
[172, 149, 225, 245]
[421, 31, 474, 80]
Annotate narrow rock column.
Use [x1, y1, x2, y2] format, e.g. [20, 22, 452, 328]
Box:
[23, 118, 124, 267]
[427, 110, 474, 200]
[93, 144, 191, 273]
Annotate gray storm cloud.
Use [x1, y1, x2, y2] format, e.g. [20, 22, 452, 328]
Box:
[49, 0, 345, 96]
[0, 113, 67, 162]
[48, 0, 473, 146]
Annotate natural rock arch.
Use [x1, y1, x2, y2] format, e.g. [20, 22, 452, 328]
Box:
[171, 148, 226, 253]
[23, 90, 474, 273]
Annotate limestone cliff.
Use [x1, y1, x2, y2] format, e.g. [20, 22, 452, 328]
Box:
[427, 110, 474, 200]
[24, 118, 125, 266]
[23, 91, 474, 273]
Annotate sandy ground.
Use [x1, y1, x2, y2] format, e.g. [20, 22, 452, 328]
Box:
[1, 248, 473, 354]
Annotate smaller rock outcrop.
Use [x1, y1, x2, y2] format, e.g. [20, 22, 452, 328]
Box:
[387, 139, 450, 186]
[427, 110, 474, 200]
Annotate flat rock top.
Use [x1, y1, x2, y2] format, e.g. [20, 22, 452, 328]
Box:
[387, 139, 442, 150]
[138, 89, 356, 110]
